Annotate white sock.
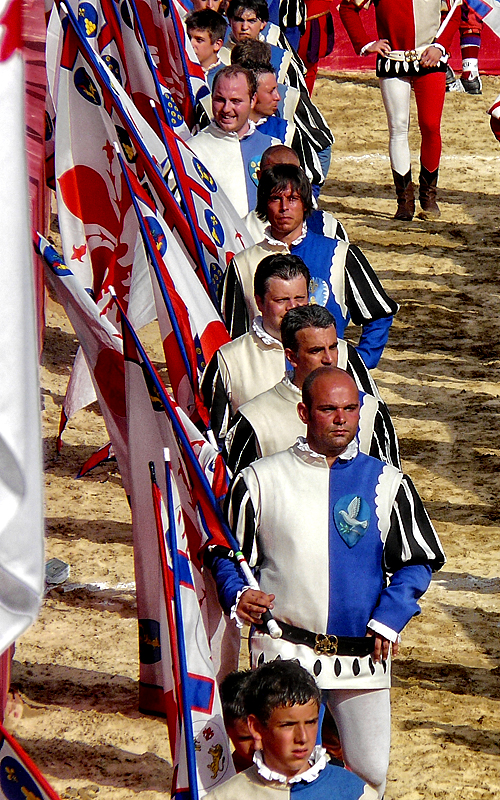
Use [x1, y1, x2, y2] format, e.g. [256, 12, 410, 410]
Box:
[462, 58, 479, 79]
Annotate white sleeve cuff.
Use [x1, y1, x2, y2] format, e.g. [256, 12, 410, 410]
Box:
[230, 586, 252, 628]
[367, 619, 400, 643]
[360, 41, 376, 56]
[433, 42, 446, 56]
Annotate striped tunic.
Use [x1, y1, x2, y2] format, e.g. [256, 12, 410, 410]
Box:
[200, 320, 286, 442]
[214, 441, 445, 689]
[221, 227, 398, 368]
[224, 353, 400, 474]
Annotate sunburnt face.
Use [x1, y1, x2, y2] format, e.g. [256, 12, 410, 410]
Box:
[298, 371, 360, 460]
[256, 275, 309, 340]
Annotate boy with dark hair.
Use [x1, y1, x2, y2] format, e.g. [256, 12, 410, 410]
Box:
[206, 660, 376, 798]
[186, 10, 228, 74]
[220, 670, 255, 772]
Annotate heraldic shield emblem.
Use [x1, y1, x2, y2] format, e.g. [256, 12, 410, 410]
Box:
[334, 494, 370, 548]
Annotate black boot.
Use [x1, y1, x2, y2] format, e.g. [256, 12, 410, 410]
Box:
[418, 165, 440, 219]
[392, 169, 415, 221]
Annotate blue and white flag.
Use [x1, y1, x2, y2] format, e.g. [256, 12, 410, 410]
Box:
[464, 0, 500, 36]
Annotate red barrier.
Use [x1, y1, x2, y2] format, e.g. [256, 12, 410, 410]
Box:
[321, 5, 500, 75]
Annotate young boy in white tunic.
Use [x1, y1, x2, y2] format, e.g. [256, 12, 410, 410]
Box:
[206, 660, 376, 800]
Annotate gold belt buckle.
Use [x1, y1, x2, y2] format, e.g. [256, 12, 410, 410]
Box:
[314, 633, 338, 656]
[405, 49, 418, 62]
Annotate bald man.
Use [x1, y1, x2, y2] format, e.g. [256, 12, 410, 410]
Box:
[212, 366, 445, 797]
[224, 304, 400, 473]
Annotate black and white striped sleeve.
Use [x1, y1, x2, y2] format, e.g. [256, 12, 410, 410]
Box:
[200, 351, 232, 444]
[369, 401, 401, 470]
[224, 471, 259, 566]
[344, 245, 399, 325]
[223, 412, 261, 475]
[345, 342, 382, 399]
[279, 0, 306, 31]
[220, 258, 250, 339]
[335, 219, 349, 242]
[384, 476, 446, 575]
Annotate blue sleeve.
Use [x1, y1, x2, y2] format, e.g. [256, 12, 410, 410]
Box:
[209, 556, 246, 615]
[356, 315, 393, 369]
[317, 145, 332, 182]
[371, 563, 432, 633]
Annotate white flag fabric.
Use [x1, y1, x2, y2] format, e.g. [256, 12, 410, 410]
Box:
[38, 236, 131, 494]
[152, 468, 235, 798]
[0, 0, 44, 653]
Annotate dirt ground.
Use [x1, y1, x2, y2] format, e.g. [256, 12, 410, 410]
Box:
[10, 71, 500, 799]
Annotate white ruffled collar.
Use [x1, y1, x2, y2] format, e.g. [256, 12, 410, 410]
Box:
[253, 746, 329, 785]
[294, 436, 359, 464]
[264, 221, 307, 247]
[283, 371, 301, 394]
[252, 315, 282, 346]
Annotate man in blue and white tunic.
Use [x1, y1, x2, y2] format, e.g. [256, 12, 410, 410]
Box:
[212, 366, 445, 797]
[221, 164, 398, 366]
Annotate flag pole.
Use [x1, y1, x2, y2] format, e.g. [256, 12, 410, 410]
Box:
[113, 293, 281, 639]
[149, 460, 183, 747]
[115, 147, 196, 390]
[60, 2, 194, 240]
[149, 100, 219, 306]
[162, 450, 200, 800]
[435, 0, 461, 40]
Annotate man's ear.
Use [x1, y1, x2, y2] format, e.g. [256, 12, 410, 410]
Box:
[213, 38, 224, 54]
[247, 714, 264, 750]
[250, 91, 258, 110]
[297, 401, 309, 424]
[255, 293, 265, 313]
[284, 347, 298, 369]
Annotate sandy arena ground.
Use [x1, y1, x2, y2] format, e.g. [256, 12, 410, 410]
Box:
[9, 71, 500, 799]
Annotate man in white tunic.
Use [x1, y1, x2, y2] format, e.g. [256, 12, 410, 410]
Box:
[224, 305, 400, 474]
[201, 254, 309, 442]
[212, 368, 445, 796]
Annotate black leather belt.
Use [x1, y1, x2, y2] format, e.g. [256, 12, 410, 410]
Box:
[256, 620, 374, 657]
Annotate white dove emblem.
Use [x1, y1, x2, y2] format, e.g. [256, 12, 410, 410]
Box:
[338, 496, 369, 531]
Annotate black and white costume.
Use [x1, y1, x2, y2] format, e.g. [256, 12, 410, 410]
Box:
[220, 225, 398, 368]
[224, 342, 400, 474]
[200, 316, 285, 442]
[213, 438, 444, 795]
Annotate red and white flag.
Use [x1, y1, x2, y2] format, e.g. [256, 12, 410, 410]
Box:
[151, 464, 234, 798]
[120, 307, 237, 717]
[120, 157, 230, 426]
[0, 0, 44, 654]
[38, 236, 131, 493]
